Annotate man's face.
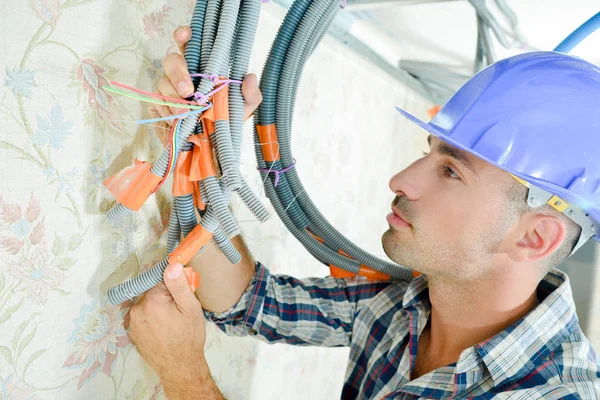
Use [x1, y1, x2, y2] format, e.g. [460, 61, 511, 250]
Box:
[382, 134, 517, 281]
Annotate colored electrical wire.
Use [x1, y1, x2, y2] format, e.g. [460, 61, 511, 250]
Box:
[137, 104, 211, 125]
[151, 121, 177, 194]
[192, 82, 239, 103]
[103, 85, 208, 110]
[171, 118, 181, 174]
[109, 80, 209, 107]
[189, 73, 243, 103]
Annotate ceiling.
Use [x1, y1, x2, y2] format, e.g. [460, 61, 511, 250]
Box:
[268, 0, 600, 104]
[355, 0, 600, 68]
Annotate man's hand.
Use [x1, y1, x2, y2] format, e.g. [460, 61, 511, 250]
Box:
[151, 25, 262, 147]
[129, 262, 224, 399]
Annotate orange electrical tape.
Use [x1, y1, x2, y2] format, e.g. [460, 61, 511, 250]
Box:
[199, 120, 217, 177]
[256, 124, 280, 162]
[329, 265, 358, 279]
[201, 103, 215, 123]
[187, 138, 204, 182]
[203, 118, 216, 135]
[329, 250, 391, 281]
[104, 159, 162, 211]
[306, 228, 325, 244]
[329, 264, 391, 281]
[213, 85, 230, 121]
[358, 266, 391, 281]
[168, 224, 213, 265]
[172, 150, 195, 196]
[187, 134, 203, 147]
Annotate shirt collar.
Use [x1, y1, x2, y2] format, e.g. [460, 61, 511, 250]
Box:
[401, 274, 430, 309]
[400, 269, 579, 390]
[473, 268, 578, 388]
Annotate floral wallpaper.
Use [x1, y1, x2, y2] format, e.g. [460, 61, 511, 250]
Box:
[0, 0, 429, 398]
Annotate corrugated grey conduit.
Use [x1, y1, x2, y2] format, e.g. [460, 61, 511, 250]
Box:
[166, 206, 180, 254]
[229, 0, 270, 223]
[107, 0, 268, 305]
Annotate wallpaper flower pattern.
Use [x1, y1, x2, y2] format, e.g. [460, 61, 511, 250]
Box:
[0, 0, 429, 398]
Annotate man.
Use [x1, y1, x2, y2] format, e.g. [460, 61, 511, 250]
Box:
[128, 26, 600, 399]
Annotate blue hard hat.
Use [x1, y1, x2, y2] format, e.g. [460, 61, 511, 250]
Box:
[395, 51, 600, 247]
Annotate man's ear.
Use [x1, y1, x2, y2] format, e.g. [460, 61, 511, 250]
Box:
[506, 213, 566, 263]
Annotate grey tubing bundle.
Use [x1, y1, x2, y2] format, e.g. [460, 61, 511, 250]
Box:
[106, 0, 268, 305]
[166, 206, 180, 254]
[107, 0, 424, 305]
[254, 0, 413, 281]
[210, 0, 240, 192]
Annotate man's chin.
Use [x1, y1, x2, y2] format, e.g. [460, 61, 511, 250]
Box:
[381, 229, 402, 262]
[382, 227, 407, 246]
[381, 230, 421, 272]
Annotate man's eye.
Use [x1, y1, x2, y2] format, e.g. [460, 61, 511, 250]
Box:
[444, 166, 459, 179]
[422, 151, 460, 180]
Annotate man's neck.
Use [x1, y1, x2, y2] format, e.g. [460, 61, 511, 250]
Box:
[424, 268, 541, 365]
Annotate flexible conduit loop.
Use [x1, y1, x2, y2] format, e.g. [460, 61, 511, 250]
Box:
[254, 0, 413, 281]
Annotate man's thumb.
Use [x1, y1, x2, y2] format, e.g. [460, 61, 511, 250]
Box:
[163, 262, 200, 311]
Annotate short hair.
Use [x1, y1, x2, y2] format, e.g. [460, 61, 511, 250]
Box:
[505, 180, 582, 270]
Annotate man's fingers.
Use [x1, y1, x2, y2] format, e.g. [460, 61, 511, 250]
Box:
[151, 88, 173, 126]
[173, 26, 192, 55]
[144, 282, 171, 305]
[128, 304, 143, 343]
[242, 73, 262, 121]
[163, 263, 200, 314]
[157, 77, 190, 116]
[163, 53, 194, 98]
[148, 108, 170, 147]
[129, 304, 142, 325]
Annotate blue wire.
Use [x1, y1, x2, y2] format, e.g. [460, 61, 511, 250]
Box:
[137, 103, 213, 124]
[554, 12, 600, 53]
[172, 118, 180, 172]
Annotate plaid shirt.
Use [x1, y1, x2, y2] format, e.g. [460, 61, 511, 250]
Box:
[204, 263, 600, 399]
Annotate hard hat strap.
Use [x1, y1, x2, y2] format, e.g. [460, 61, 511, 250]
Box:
[508, 173, 599, 255]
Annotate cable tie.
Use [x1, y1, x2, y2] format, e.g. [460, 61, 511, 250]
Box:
[193, 92, 209, 103]
[257, 160, 297, 187]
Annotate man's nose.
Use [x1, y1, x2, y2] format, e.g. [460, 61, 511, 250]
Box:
[388, 158, 428, 201]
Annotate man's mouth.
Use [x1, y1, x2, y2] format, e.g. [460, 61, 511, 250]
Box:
[387, 206, 411, 228]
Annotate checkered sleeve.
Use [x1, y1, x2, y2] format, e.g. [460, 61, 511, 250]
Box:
[203, 262, 392, 347]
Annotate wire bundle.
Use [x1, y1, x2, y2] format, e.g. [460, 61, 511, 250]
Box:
[104, 0, 426, 306]
[105, 0, 269, 305]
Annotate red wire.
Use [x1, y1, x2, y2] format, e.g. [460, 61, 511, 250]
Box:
[110, 80, 207, 106]
[151, 122, 176, 194]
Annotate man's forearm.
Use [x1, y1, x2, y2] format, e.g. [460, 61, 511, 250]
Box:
[161, 357, 226, 400]
[187, 234, 256, 313]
